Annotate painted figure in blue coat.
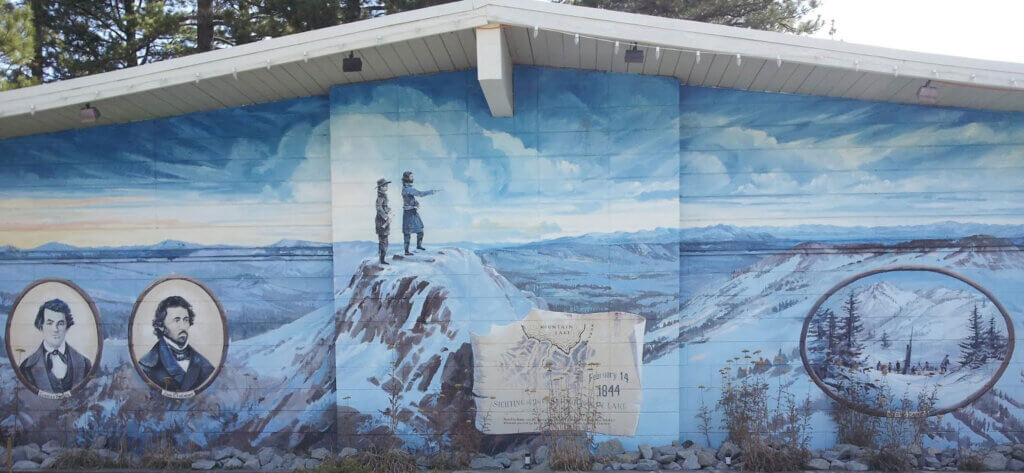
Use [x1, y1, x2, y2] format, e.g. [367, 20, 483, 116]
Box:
[401, 171, 438, 256]
[138, 296, 215, 392]
[18, 299, 92, 394]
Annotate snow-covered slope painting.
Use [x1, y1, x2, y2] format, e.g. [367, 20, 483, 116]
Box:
[2, 61, 1024, 455]
[0, 96, 339, 450]
[675, 85, 1024, 448]
[329, 67, 682, 450]
[804, 271, 1011, 415]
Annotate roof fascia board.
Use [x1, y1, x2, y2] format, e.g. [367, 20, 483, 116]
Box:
[0, 0, 487, 119]
[480, 0, 1024, 89]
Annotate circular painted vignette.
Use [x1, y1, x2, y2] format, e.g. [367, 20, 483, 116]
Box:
[127, 275, 229, 398]
[4, 278, 104, 398]
[799, 265, 1016, 418]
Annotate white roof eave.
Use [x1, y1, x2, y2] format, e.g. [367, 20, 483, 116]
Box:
[1, 0, 1023, 129]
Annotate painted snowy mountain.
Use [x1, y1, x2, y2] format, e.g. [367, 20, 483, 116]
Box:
[333, 248, 540, 448]
[655, 234, 1024, 446]
[829, 281, 997, 364]
[481, 232, 679, 331]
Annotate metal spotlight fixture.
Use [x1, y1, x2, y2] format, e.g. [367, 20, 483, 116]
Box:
[917, 80, 938, 104]
[79, 103, 101, 123]
[624, 43, 644, 63]
[342, 52, 362, 72]
[524, 453, 532, 470]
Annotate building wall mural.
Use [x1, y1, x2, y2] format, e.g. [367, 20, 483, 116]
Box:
[329, 67, 681, 450]
[0, 97, 335, 450]
[675, 86, 1024, 448]
[0, 64, 1022, 454]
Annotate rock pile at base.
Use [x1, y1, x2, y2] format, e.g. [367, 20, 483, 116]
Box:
[5, 439, 1024, 471]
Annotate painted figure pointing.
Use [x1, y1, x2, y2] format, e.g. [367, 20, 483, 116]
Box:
[401, 171, 438, 256]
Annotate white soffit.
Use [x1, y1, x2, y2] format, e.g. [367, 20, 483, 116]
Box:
[1, 0, 1023, 139]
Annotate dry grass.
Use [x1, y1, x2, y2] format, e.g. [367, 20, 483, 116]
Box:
[717, 351, 812, 472]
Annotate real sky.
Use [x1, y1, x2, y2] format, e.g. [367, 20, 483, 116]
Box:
[809, 0, 1024, 64]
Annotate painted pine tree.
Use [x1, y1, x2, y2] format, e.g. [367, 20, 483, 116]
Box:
[959, 305, 986, 369]
[836, 292, 865, 368]
[985, 316, 1008, 361]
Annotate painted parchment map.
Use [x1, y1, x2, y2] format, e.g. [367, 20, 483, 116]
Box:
[472, 309, 646, 436]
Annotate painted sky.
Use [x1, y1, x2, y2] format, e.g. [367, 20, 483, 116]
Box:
[680, 87, 1024, 228]
[330, 67, 680, 244]
[0, 98, 330, 248]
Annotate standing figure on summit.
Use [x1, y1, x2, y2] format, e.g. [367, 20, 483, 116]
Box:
[401, 171, 437, 256]
[375, 178, 392, 265]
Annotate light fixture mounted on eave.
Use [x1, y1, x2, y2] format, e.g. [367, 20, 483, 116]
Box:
[79, 103, 101, 123]
[917, 80, 939, 104]
[343, 52, 362, 72]
[624, 43, 643, 63]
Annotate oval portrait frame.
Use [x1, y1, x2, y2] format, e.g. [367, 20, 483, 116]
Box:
[799, 265, 1015, 418]
[128, 275, 228, 398]
[5, 278, 103, 398]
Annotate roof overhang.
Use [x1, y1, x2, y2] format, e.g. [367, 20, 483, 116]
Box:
[2, 0, 1023, 139]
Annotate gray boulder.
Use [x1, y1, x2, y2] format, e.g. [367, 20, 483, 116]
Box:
[21, 444, 44, 463]
[805, 458, 830, 470]
[846, 460, 869, 471]
[40, 440, 62, 455]
[470, 457, 506, 470]
[829, 460, 847, 470]
[223, 458, 244, 470]
[11, 446, 29, 464]
[211, 447, 236, 461]
[663, 461, 682, 470]
[1009, 459, 1024, 471]
[535, 445, 549, 463]
[597, 439, 626, 458]
[260, 455, 284, 471]
[716, 441, 740, 460]
[12, 460, 40, 470]
[1013, 446, 1024, 462]
[984, 451, 1009, 471]
[617, 462, 637, 471]
[656, 445, 678, 456]
[655, 454, 676, 464]
[494, 454, 512, 468]
[634, 459, 659, 471]
[680, 453, 700, 470]
[638, 444, 653, 460]
[288, 457, 309, 471]
[615, 452, 640, 464]
[997, 445, 1014, 455]
[310, 448, 331, 461]
[257, 447, 277, 466]
[922, 455, 942, 468]
[696, 449, 716, 467]
[339, 447, 358, 458]
[821, 449, 841, 462]
[244, 457, 261, 470]
[191, 459, 217, 470]
[907, 444, 924, 457]
[591, 462, 605, 471]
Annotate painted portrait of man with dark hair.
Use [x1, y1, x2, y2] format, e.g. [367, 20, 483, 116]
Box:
[138, 295, 215, 392]
[18, 298, 93, 394]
